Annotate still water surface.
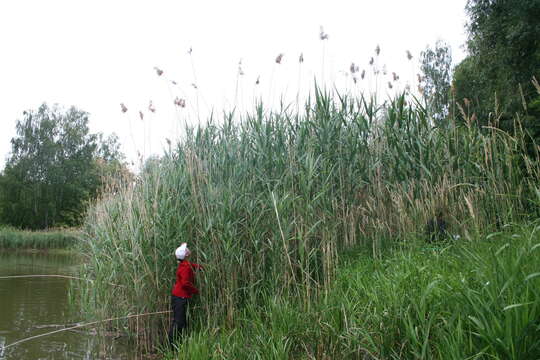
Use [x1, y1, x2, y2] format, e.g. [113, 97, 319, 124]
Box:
[0, 252, 134, 360]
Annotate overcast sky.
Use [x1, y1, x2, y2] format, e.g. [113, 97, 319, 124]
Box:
[0, 0, 468, 170]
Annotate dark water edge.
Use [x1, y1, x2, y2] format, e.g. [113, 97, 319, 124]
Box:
[0, 251, 136, 360]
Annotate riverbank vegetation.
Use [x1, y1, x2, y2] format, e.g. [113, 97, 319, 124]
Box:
[162, 222, 540, 359]
[76, 86, 540, 355]
[0, 226, 79, 250]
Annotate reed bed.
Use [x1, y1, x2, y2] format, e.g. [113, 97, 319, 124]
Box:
[161, 222, 540, 359]
[76, 89, 540, 353]
[0, 227, 79, 249]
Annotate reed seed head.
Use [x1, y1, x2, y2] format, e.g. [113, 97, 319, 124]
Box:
[319, 26, 329, 40]
[120, 103, 128, 113]
[139, 111, 144, 120]
[153, 67, 163, 76]
[275, 53, 284, 64]
[174, 97, 186, 108]
[148, 100, 156, 113]
[532, 76, 540, 94]
[238, 60, 244, 76]
[299, 53, 304, 63]
[375, 44, 380, 56]
[406, 50, 413, 60]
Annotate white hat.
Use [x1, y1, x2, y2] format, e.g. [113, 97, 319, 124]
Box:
[174, 243, 190, 260]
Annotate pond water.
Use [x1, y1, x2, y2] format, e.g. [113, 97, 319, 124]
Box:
[0, 252, 135, 360]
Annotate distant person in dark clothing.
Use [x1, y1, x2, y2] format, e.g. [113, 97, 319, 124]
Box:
[426, 210, 448, 243]
[168, 242, 202, 346]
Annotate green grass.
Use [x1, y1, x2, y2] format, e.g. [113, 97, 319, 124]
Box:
[0, 226, 80, 249]
[161, 222, 540, 359]
[74, 88, 540, 354]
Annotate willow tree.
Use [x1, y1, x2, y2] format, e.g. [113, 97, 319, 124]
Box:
[0, 103, 126, 229]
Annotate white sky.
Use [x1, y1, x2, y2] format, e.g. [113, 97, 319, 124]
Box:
[0, 0, 468, 170]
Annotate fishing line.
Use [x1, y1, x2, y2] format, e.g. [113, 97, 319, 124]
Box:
[1, 310, 172, 351]
[0, 275, 90, 281]
[0, 275, 124, 287]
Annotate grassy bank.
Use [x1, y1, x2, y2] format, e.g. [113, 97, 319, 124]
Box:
[76, 89, 540, 353]
[0, 226, 79, 249]
[162, 222, 540, 359]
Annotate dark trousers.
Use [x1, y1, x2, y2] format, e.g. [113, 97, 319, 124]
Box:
[168, 295, 189, 345]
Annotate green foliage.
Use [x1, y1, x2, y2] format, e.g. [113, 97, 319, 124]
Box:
[0, 103, 126, 229]
[452, 56, 488, 119]
[159, 223, 540, 359]
[453, 0, 540, 124]
[75, 90, 540, 352]
[419, 40, 452, 125]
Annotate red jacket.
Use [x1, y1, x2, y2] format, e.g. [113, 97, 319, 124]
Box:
[172, 260, 202, 298]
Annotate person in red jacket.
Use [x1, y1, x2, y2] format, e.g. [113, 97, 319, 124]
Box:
[168, 242, 202, 346]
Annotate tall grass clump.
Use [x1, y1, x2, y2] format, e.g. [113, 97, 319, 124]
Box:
[76, 88, 540, 351]
[0, 226, 79, 249]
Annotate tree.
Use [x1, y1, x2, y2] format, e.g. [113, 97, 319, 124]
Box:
[453, 0, 540, 125]
[419, 40, 453, 125]
[0, 169, 4, 224]
[0, 103, 126, 229]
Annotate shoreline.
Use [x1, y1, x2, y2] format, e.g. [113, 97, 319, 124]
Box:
[0, 248, 76, 255]
[0, 227, 80, 250]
